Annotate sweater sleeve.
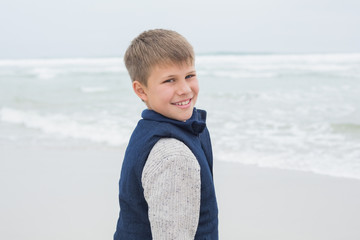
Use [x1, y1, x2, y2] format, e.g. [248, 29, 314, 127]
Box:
[141, 138, 201, 240]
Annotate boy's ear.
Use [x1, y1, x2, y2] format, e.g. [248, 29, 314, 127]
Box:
[132, 81, 148, 102]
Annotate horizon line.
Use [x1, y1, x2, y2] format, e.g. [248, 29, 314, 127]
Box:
[1, 51, 360, 60]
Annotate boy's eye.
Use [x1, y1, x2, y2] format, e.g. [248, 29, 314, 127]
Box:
[163, 79, 175, 83]
[185, 74, 195, 79]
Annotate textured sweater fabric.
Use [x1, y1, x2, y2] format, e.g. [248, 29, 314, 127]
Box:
[142, 138, 201, 239]
[114, 108, 218, 240]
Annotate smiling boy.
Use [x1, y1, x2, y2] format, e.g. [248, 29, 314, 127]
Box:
[114, 29, 218, 240]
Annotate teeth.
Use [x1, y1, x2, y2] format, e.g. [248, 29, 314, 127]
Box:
[175, 100, 190, 106]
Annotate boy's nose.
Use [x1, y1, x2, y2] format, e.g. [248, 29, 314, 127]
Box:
[176, 80, 191, 95]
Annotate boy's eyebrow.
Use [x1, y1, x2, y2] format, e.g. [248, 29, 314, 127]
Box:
[163, 74, 176, 79]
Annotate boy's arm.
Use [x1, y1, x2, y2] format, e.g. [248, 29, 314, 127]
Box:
[142, 138, 201, 240]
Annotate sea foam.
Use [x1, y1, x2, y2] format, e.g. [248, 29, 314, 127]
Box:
[0, 108, 129, 146]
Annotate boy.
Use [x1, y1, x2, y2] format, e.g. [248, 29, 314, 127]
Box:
[114, 29, 218, 240]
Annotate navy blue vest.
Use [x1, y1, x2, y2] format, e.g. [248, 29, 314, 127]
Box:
[114, 108, 218, 240]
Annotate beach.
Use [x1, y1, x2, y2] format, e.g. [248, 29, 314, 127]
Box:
[1, 145, 360, 240]
[216, 162, 360, 239]
[1, 54, 360, 239]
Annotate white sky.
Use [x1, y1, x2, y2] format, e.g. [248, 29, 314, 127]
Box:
[1, 0, 359, 58]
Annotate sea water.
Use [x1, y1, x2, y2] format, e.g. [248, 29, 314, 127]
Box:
[1, 53, 360, 179]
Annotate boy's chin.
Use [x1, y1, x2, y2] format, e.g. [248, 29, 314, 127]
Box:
[174, 110, 194, 122]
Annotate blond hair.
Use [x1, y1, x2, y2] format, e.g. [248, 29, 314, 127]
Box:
[124, 29, 195, 86]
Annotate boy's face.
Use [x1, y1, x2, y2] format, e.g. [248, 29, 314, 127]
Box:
[133, 63, 199, 122]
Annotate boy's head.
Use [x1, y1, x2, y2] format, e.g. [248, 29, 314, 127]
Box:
[124, 29, 199, 122]
[124, 29, 195, 86]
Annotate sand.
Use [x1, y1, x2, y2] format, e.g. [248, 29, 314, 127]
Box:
[1, 145, 360, 239]
[215, 162, 360, 239]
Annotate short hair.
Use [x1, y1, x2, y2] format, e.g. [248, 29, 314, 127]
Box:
[124, 29, 195, 86]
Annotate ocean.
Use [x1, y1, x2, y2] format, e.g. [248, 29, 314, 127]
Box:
[1, 53, 360, 180]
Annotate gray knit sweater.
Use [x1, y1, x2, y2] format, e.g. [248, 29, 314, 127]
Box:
[142, 138, 201, 240]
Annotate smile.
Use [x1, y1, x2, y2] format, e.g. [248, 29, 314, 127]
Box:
[172, 99, 191, 106]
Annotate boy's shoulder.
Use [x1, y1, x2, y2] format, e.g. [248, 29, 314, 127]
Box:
[149, 138, 194, 159]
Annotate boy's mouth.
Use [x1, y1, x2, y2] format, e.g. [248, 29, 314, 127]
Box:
[172, 98, 192, 107]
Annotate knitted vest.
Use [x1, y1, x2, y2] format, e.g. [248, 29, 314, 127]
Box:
[114, 108, 218, 240]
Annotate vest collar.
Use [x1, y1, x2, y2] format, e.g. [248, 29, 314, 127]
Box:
[141, 108, 207, 135]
